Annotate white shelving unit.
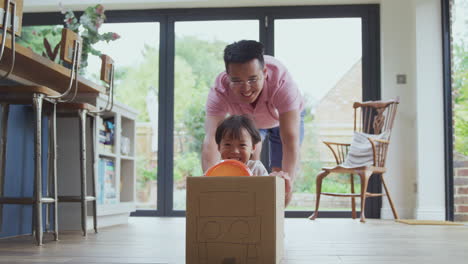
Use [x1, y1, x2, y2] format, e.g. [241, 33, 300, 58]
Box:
[57, 94, 138, 230]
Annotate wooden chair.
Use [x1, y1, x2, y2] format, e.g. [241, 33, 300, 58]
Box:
[56, 54, 114, 236]
[0, 27, 81, 245]
[309, 97, 400, 223]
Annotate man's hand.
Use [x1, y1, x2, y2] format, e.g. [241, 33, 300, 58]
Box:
[269, 171, 293, 207]
[201, 115, 225, 172]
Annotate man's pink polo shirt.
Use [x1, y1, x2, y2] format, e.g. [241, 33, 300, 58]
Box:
[206, 55, 304, 129]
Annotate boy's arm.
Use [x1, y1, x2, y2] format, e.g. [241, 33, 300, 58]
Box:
[201, 115, 225, 173]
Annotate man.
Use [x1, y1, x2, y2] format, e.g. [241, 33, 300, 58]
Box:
[202, 40, 304, 206]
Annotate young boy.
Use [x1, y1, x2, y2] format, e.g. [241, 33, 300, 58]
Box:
[213, 115, 292, 205]
[214, 115, 269, 176]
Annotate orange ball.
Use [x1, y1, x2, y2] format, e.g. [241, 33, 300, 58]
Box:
[205, 159, 252, 177]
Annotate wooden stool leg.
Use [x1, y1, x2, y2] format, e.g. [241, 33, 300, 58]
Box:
[90, 114, 98, 233]
[33, 94, 44, 245]
[309, 170, 329, 220]
[0, 104, 10, 231]
[45, 111, 51, 234]
[51, 103, 59, 240]
[78, 109, 88, 236]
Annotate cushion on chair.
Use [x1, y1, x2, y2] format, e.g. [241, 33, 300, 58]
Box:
[341, 131, 390, 168]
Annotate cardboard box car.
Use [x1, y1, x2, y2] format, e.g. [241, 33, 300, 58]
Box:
[186, 176, 285, 264]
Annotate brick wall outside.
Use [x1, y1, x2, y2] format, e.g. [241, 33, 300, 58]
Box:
[454, 152, 468, 222]
[314, 59, 362, 164]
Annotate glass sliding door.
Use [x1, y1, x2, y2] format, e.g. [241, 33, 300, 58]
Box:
[274, 18, 363, 212]
[87, 22, 160, 210]
[449, 0, 468, 222]
[173, 20, 259, 210]
[21, 6, 380, 218]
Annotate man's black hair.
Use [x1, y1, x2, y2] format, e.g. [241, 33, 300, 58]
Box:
[215, 115, 261, 146]
[223, 40, 265, 72]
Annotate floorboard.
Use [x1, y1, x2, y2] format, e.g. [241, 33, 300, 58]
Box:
[0, 217, 467, 263]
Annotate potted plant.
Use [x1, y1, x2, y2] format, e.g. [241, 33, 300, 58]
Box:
[61, 4, 120, 70]
[18, 4, 120, 73]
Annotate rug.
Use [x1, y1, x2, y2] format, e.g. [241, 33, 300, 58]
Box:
[396, 219, 464, 226]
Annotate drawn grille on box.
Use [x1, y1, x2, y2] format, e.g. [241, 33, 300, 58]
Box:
[196, 191, 261, 264]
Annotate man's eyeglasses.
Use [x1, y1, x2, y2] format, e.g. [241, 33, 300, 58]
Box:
[229, 77, 262, 88]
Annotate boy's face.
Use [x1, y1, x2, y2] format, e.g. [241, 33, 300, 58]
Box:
[218, 128, 256, 164]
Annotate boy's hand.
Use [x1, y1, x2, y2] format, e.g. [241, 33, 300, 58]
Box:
[269, 171, 293, 206]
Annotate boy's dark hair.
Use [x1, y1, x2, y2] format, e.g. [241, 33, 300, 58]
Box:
[215, 115, 261, 146]
[223, 40, 265, 72]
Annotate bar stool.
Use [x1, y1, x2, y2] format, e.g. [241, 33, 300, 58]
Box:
[0, 26, 82, 245]
[0, 0, 23, 232]
[0, 0, 23, 78]
[57, 54, 114, 236]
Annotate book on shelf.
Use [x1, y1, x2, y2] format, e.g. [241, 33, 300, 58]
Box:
[98, 143, 115, 154]
[121, 136, 131, 155]
[97, 158, 117, 205]
[98, 117, 115, 155]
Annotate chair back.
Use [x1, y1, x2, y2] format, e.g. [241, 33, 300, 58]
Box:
[48, 28, 82, 102]
[353, 97, 399, 137]
[0, 0, 23, 36]
[60, 28, 82, 65]
[100, 54, 114, 84]
[353, 97, 399, 167]
[97, 54, 114, 112]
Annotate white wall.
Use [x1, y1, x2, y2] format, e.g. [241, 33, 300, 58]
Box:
[413, 0, 445, 220]
[380, 0, 445, 220]
[23, 0, 447, 219]
[380, 0, 418, 219]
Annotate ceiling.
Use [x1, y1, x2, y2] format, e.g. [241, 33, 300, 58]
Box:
[24, 0, 379, 13]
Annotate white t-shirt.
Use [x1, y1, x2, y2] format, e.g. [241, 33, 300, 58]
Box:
[247, 160, 269, 176]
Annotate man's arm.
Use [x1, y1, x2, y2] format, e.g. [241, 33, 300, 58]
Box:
[201, 115, 225, 173]
[278, 109, 301, 205]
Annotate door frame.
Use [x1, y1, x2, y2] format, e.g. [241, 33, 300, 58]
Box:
[23, 4, 381, 218]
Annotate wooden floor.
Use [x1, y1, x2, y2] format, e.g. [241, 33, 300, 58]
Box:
[1, 217, 467, 263]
